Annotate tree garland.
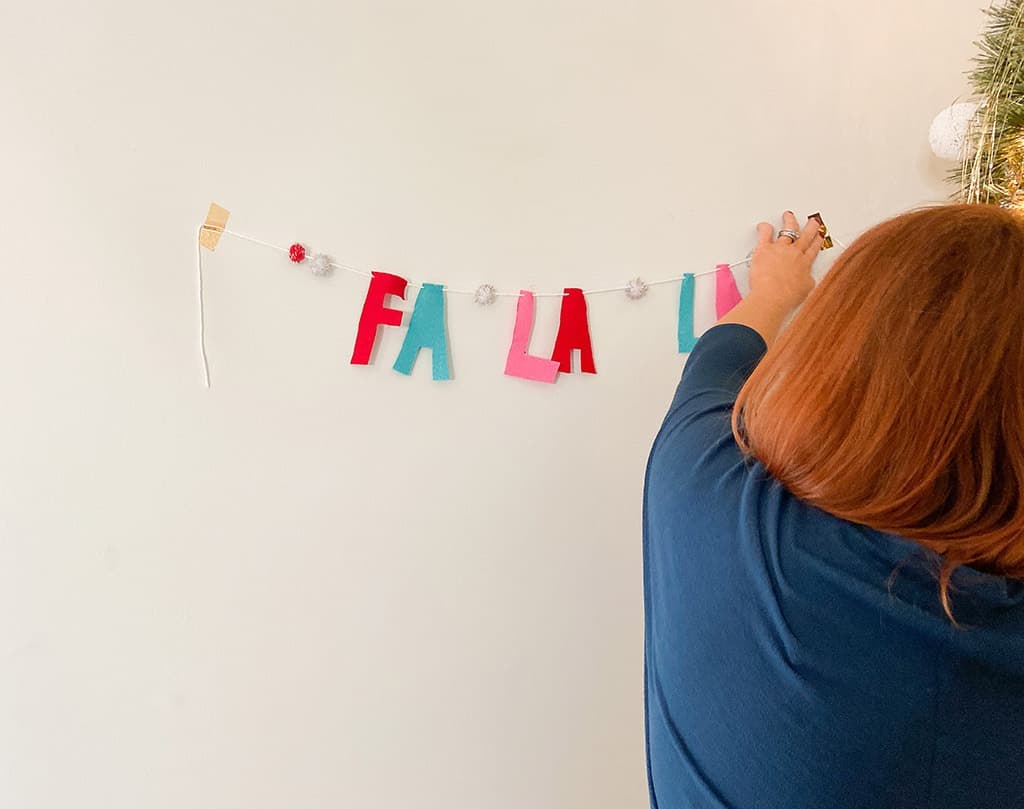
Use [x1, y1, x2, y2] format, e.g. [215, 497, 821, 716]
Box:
[930, 0, 1024, 208]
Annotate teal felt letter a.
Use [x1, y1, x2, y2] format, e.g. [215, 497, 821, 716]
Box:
[393, 283, 451, 381]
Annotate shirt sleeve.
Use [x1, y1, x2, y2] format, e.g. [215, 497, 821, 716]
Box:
[649, 323, 767, 489]
[666, 323, 767, 421]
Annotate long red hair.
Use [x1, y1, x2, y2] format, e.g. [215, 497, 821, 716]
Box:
[732, 204, 1024, 622]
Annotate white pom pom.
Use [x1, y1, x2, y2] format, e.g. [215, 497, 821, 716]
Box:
[309, 253, 333, 277]
[929, 101, 980, 161]
[474, 284, 497, 305]
[625, 277, 648, 300]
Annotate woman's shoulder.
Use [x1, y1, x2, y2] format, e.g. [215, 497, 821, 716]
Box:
[764, 475, 1024, 638]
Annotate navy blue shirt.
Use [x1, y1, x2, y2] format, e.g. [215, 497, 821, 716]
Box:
[642, 323, 1024, 809]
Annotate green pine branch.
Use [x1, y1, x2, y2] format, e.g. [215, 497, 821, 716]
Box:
[956, 0, 1024, 206]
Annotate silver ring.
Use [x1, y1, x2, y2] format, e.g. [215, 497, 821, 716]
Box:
[777, 229, 800, 243]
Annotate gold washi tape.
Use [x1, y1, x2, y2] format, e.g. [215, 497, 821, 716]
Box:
[199, 202, 230, 251]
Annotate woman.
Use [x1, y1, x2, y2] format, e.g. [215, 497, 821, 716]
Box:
[642, 204, 1024, 808]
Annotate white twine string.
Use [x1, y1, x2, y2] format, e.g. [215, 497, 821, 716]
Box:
[195, 223, 849, 387]
[196, 224, 211, 388]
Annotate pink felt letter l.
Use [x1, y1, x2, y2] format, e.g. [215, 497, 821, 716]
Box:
[504, 290, 560, 384]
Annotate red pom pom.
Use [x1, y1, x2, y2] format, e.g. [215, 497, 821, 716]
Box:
[289, 243, 306, 263]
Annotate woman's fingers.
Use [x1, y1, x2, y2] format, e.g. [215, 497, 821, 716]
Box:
[757, 211, 825, 256]
[804, 232, 824, 256]
[794, 216, 822, 252]
[780, 210, 800, 240]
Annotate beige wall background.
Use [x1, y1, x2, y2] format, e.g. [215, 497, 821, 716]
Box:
[0, 1, 981, 807]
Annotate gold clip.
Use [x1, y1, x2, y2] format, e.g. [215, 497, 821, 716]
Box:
[807, 212, 833, 250]
[199, 202, 230, 251]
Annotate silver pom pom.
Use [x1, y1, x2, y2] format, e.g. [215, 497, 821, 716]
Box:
[474, 284, 497, 305]
[309, 253, 333, 277]
[625, 277, 648, 300]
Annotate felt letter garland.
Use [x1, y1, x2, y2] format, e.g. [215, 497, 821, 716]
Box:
[351, 271, 408, 365]
[715, 263, 742, 319]
[393, 283, 451, 380]
[197, 207, 841, 388]
[504, 290, 560, 384]
[677, 273, 698, 354]
[550, 288, 596, 375]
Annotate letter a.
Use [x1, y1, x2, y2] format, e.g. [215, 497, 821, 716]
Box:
[550, 288, 596, 374]
[393, 283, 451, 380]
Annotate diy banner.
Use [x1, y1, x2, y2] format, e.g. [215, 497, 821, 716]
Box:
[194, 204, 838, 387]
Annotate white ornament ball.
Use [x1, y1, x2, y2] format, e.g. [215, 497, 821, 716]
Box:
[474, 284, 497, 305]
[626, 277, 648, 300]
[929, 101, 980, 161]
[309, 253, 333, 277]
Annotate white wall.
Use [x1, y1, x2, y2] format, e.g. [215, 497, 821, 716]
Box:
[0, 2, 980, 807]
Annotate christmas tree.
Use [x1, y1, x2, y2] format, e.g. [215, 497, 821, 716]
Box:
[959, 0, 1024, 206]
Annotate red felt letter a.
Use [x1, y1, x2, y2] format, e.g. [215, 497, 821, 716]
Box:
[351, 271, 408, 365]
[550, 287, 596, 374]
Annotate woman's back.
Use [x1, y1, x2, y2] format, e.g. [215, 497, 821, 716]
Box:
[643, 324, 1024, 809]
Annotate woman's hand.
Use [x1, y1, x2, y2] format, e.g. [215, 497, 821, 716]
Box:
[716, 211, 825, 346]
[748, 211, 823, 312]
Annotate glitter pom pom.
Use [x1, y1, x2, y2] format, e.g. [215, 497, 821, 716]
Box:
[473, 284, 497, 305]
[625, 277, 648, 300]
[309, 253, 333, 277]
[288, 243, 306, 263]
[928, 101, 980, 162]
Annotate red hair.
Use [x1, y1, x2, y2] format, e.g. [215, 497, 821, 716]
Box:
[732, 204, 1024, 622]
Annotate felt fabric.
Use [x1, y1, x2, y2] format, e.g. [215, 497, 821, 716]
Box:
[676, 273, 698, 354]
[714, 262, 742, 319]
[393, 283, 450, 380]
[550, 287, 596, 375]
[504, 290, 560, 384]
[350, 271, 407, 365]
